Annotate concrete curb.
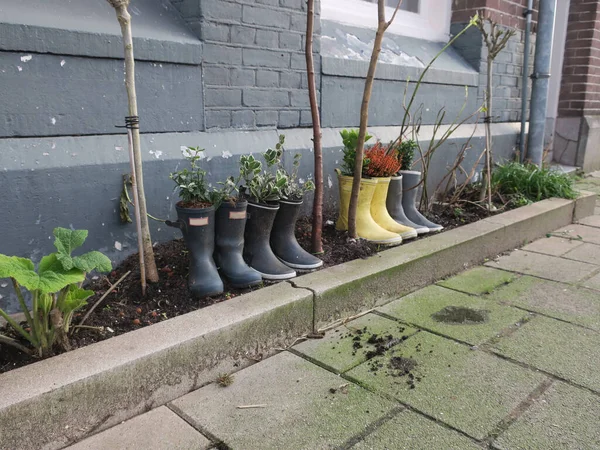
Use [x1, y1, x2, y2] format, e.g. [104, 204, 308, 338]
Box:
[0, 194, 595, 449]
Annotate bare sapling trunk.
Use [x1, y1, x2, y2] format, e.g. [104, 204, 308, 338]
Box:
[306, 0, 323, 254]
[348, 0, 403, 238]
[107, 0, 159, 284]
[476, 15, 515, 210]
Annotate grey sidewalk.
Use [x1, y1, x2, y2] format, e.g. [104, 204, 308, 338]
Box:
[67, 213, 600, 450]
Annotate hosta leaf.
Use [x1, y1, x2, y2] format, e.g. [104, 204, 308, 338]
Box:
[54, 228, 88, 257]
[0, 255, 38, 291]
[73, 251, 112, 273]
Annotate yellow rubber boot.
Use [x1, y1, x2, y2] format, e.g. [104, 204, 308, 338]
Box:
[336, 173, 402, 244]
[371, 177, 418, 240]
[335, 171, 352, 231]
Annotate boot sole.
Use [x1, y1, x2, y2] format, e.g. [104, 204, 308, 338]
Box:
[366, 237, 403, 245]
[278, 258, 324, 270]
[255, 270, 297, 280]
[400, 230, 418, 240]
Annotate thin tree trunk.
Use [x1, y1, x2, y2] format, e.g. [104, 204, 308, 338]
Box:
[480, 57, 493, 208]
[348, 0, 403, 238]
[107, 0, 159, 283]
[305, 0, 323, 254]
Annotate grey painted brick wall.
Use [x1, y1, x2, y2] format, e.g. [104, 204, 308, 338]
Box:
[172, 0, 321, 130]
[451, 23, 535, 124]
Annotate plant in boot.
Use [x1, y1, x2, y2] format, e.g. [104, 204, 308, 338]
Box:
[170, 146, 223, 208]
[271, 135, 315, 201]
[0, 228, 111, 358]
[238, 147, 289, 205]
[340, 129, 373, 176]
[391, 139, 417, 172]
[363, 143, 401, 177]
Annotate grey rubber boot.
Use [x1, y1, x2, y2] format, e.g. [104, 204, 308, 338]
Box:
[243, 202, 296, 280]
[400, 171, 444, 232]
[214, 200, 263, 288]
[271, 199, 323, 270]
[167, 204, 224, 298]
[386, 175, 430, 235]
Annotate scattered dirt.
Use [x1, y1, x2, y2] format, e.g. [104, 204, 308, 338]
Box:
[389, 356, 417, 374]
[177, 200, 212, 209]
[431, 306, 489, 324]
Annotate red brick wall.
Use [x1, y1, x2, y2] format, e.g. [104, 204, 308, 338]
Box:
[558, 0, 600, 117]
[452, 0, 538, 30]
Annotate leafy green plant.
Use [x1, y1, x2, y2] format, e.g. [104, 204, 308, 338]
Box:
[239, 140, 289, 204]
[392, 139, 417, 171]
[273, 135, 315, 201]
[492, 162, 578, 203]
[170, 146, 222, 208]
[0, 228, 111, 357]
[339, 129, 373, 176]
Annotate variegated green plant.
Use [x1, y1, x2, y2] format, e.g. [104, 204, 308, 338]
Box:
[0, 228, 111, 358]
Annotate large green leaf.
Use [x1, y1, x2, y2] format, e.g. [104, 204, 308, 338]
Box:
[53, 228, 88, 257]
[0, 255, 38, 291]
[37, 269, 85, 294]
[72, 251, 112, 273]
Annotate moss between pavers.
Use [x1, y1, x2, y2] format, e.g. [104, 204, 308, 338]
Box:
[491, 316, 600, 393]
[352, 410, 480, 450]
[488, 275, 600, 331]
[494, 382, 600, 450]
[293, 313, 419, 374]
[170, 352, 399, 450]
[377, 285, 529, 345]
[437, 266, 517, 295]
[345, 331, 546, 440]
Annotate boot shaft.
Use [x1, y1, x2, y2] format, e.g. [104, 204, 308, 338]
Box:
[386, 175, 404, 217]
[175, 204, 216, 251]
[245, 202, 279, 243]
[215, 200, 247, 250]
[272, 200, 302, 236]
[400, 171, 422, 204]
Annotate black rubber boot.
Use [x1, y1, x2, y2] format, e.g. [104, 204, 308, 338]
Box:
[166, 204, 224, 298]
[400, 171, 444, 232]
[386, 175, 430, 235]
[214, 200, 262, 288]
[271, 200, 323, 270]
[243, 203, 296, 280]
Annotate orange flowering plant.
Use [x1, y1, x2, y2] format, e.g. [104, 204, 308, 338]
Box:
[363, 142, 401, 177]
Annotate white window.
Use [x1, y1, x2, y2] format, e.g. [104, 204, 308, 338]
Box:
[322, 0, 451, 42]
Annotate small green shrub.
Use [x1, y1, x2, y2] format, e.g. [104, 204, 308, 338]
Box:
[170, 146, 223, 207]
[0, 228, 111, 357]
[394, 139, 417, 171]
[339, 129, 372, 176]
[492, 162, 578, 204]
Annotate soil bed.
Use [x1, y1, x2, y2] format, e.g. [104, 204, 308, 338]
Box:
[0, 200, 511, 374]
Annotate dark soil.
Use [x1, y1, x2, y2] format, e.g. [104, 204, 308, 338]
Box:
[431, 306, 489, 324]
[177, 200, 213, 209]
[0, 195, 513, 374]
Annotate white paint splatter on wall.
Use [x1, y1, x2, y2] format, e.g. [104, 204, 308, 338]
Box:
[20, 55, 32, 62]
[50, 117, 56, 125]
[221, 150, 233, 159]
[60, 60, 66, 67]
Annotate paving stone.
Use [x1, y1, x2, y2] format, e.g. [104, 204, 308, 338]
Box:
[491, 316, 600, 392]
[437, 266, 517, 295]
[522, 236, 585, 257]
[485, 250, 598, 283]
[582, 272, 600, 291]
[66, 406, 211, 450]
[488, 275, 600, 331]
[551, 224, 600, 245]
[294, 313, 419, 373]
[563, 242, 600, 265]
[345, 331, 546, 440]
[170, 352, 398, 450]
[351, 410, 480, 450]
[494, 382, 600, 450]
[377, 285, 528, 345]
[578, 215, 600, 229]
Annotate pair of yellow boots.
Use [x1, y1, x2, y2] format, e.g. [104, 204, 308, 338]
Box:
[336, 173, 418, 245]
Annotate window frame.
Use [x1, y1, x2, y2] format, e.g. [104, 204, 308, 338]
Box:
[321, 0, 452, 43]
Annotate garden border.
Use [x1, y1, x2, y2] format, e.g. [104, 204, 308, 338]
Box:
[0, 191, 595, 450]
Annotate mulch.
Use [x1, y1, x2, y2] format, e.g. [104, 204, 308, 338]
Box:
[0, 199, 508, 374]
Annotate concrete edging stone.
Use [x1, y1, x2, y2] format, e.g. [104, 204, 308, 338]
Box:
[0, 194, 594, 450]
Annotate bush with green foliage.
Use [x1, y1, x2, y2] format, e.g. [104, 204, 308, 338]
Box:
[393, 139, 417, 171]
[0, 228, 111, 357]
[339, 129, 373, 176]
[492, 162, 578, 205]
[170, 146, 223, 207]
[274, 135, 315, 201]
